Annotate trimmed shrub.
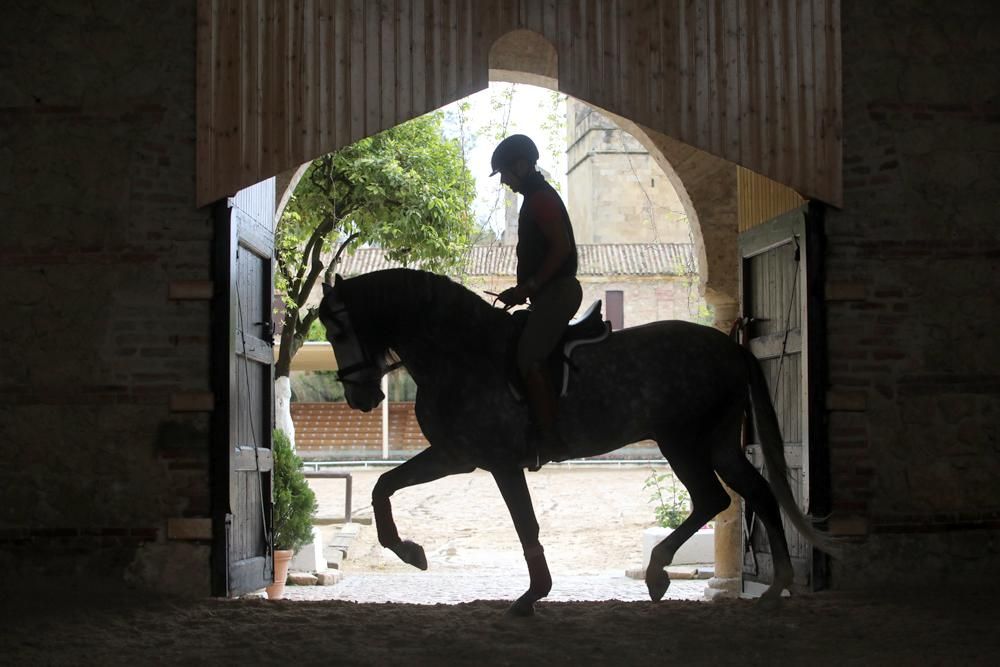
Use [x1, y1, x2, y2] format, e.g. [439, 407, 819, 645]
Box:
[272, 429, 318, 552]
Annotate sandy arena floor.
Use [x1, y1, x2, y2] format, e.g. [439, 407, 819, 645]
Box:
[4, 466, 997, 665]
[4, 585, 997, 665]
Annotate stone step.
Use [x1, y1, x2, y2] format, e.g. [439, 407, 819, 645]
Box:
[316, 571, 343, 586]
[286, 570, 344, 586]
[326, 549, 344, 569]
[339, 522, 362, 536]
[624, 564, 714, 580]
[287, 572, 319, 586]
[323, 521, 364, 564]
[315, 515, 373, 526]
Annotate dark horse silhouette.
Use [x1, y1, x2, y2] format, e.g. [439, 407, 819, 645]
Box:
[319, 268, 839, 615]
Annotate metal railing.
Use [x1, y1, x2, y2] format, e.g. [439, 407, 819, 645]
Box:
[301, 469, 352, 522]
[301, 458, 667, 469]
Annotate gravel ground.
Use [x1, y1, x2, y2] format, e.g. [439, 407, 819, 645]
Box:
[294, 464, 710, 603]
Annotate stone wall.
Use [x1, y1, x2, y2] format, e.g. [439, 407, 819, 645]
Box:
[0, 2, 212, 595]
[577, 277, 708, 329]
[827, 0, 1000, 586]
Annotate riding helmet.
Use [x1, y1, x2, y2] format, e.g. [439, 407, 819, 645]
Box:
[490, 134, 540, 176]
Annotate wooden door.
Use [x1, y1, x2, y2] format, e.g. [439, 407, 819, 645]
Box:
[738, 204, 829, 594]
[211, 177, 278, 597]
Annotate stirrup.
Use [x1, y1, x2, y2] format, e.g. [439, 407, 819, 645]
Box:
[522, 428, 567, 471]
[518, 450, 544, 472]
[521, 432, 546, 472]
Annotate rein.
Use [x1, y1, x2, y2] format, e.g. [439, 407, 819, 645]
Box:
[336, 358, 405, 384]
[329, 269, 510, 387]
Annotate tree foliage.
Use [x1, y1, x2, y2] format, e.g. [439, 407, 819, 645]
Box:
[275, 112, 476, 377]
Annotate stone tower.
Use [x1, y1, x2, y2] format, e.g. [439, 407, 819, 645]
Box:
[564, 98, 691, 245]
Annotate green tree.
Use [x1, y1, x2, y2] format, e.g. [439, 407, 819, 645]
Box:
[274, 112, 475, 382]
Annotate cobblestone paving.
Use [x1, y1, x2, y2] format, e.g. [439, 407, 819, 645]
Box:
[288, 465, 711, 604]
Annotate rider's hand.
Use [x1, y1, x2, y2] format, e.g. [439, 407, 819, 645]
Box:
[497, 284, 530, 307]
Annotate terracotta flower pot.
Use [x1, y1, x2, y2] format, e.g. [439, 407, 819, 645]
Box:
[265, 549, 295, 600]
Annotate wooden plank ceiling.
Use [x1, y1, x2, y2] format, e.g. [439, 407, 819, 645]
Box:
[197, 0, 841, 208]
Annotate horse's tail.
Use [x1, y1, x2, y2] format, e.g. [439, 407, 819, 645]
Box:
[742, 346, 843, 558]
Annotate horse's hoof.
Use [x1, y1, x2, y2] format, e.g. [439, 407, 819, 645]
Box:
[393, 540, 428, 570]
[645, 568, 671, 602]
[506, 596, 536, 617]
[756, 588, 787, 608]
[756, 595, 782, 609]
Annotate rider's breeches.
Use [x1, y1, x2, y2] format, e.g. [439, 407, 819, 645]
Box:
[517, 276, 583, 376]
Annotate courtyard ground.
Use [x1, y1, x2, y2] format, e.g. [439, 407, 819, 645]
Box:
[289, 464, 709, 603]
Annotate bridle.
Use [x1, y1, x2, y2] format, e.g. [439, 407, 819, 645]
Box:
[324, 303, 403, 386]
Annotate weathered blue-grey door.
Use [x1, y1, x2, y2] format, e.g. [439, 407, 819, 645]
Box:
[739, 204, 829, 594]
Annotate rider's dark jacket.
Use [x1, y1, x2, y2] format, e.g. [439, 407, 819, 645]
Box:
[515, 171, 578, 286]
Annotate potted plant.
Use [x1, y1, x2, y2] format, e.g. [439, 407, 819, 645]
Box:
[641, 468, 714, 568]
[266, 429, 318, 600]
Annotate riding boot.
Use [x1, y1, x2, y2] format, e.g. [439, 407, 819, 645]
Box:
[522, 368, 570, 469]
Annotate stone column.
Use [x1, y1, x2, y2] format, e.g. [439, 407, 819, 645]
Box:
[703, 290, 742, 600]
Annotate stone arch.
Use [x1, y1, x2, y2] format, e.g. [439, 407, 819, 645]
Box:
[274, 162, 311, 227]
[489, 29, 558, 85]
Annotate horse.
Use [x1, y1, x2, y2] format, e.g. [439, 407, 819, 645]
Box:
[318, 267, 839, 615]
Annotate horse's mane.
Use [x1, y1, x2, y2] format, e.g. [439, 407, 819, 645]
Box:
[338, 268, 510, 363]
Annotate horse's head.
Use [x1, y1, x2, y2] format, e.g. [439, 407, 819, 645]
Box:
[320, 275, 386, 412]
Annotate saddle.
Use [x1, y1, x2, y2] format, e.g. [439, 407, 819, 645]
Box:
[507, 300, 611, 401]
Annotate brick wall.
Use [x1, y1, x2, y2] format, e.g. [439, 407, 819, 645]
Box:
[292, 402, 429, 459]
[0, 2, 212, 594]
[825, 0, 1000, 585]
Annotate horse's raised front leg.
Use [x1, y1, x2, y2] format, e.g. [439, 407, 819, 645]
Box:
[371, 447, 473, 570]
[492, 467, 552, 617]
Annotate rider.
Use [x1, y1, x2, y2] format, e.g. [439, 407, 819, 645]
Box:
[491, 134, 582, 468]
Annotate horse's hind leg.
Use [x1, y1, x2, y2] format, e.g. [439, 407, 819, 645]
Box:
[646, 437, 732, 602]
[711, 440, 794, 601]
[492, 466, 552, 616]
[371, 447, 474, 570]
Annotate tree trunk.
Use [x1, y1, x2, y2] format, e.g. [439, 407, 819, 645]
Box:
[273, 217, 341, 450]
[275, 375, 295, 448]
[274, 307, 303, 448]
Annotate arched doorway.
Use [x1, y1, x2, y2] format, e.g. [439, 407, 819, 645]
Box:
[199, 2, 839, 598]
